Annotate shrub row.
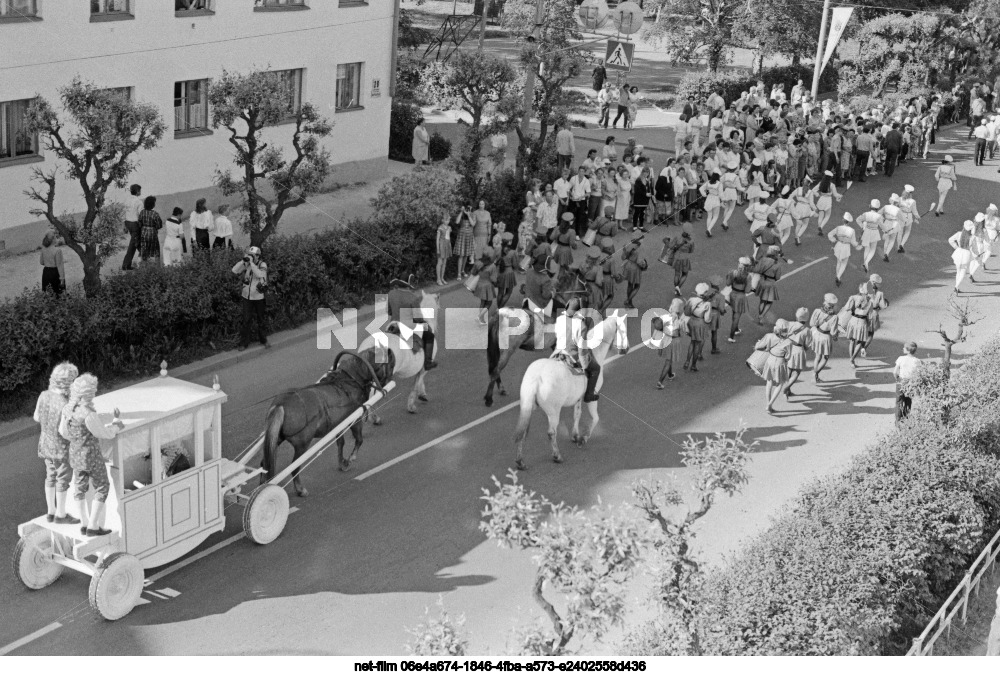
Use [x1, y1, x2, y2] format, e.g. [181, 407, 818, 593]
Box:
[0, 218, 438, 417]
[687, 336, 1000, 655]
[676, 64, 840, 107]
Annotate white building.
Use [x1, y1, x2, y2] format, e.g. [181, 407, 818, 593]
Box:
[0, 0, 396, 255]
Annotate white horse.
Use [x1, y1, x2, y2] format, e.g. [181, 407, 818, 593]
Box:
[512, 310, 629, 470]
[359, 290, 440, 418]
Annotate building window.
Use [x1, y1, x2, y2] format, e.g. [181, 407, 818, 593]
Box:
[0, 98, 39, 164]
[275, 69, 303, 119]
[0, 1, 41, 22]
[253, 0, 308, 10]
[90, 0, 133, 21]
[103, 87, 133, 101]
[336, 63, 363, 112]
[339, 1, 369, 6]
[175, 0, 214, 16]
[174, 79, 210, 137]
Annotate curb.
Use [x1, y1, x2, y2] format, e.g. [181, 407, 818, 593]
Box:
[0, 280, 465, 446]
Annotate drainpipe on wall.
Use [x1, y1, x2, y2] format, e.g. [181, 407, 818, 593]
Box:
[390, 0, 401, 98]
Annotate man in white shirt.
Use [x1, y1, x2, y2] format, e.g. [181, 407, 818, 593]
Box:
[986, 114, 999, 160]
[535, 190, 559, 239]
[553, 167, 572, 221]
[597, 81, 614, 128]
[893, 341, 921, 424]
[707, 90, 725, 114]
[122, 183, 143, 271]
[555, 124, 575, 171]
[568, 166, 592, 236]
[973, 117, 989, 165]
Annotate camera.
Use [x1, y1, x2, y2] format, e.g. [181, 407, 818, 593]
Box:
[243, 255, 251, 263]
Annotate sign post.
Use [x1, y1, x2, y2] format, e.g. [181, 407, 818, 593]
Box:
[604, 39, 635, 73]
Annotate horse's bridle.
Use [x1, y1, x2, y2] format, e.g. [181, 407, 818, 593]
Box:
[332, 350, 389, 397]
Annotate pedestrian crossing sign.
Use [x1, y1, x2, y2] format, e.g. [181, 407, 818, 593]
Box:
[605, 40, 634, 73]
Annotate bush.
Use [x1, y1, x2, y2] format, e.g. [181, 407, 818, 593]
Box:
[688, 335, 1000, 655]
[429, 132, 452, 162]
[389, 99, 423, 162]
[0, 222, 439, 417]
[676, 64, 839, 106]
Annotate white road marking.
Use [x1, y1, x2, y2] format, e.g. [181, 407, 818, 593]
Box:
[159, 588, 181, 598]
[354, 342, 643, 482]
[780, 256, 829, 280]
[0, 622, 62, 656]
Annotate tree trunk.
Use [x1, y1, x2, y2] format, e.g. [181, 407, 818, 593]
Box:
[82, 250, 102, 298]
[941, 341, 954, 380]
[757, 52, 765, 75]
[792, 53, 801, 66]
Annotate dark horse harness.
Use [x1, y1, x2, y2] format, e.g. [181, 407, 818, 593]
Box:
[327, 350, 392, 421]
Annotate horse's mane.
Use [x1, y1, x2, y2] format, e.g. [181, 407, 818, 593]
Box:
[317, 349, 392, 392]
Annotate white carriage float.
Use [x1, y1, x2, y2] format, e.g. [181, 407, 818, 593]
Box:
[13, 364, 393, 620]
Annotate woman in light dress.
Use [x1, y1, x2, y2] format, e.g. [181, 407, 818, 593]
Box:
[700, 172, 723, 236]
[841, 283, 873, 368]
[861, 273, 888, 358]
[984, 204, 1000, 267]
[933, 155, 957, 216]
[602, 136, 618, 164]
[720, 161, 741, 230]
[435, 214, 453, 285]
[525, 178, 543, 211]
[810, 294, 839, 382]
[784, 307, 812, 398]
[674, 114, 690, 158]
[614, 164, 633, 231]
[471, 200, 492, 260]
[212, 204, 233, 250]
[809, 170, 842, 234]
[769, 186, 795, 245]
[162, 207, 185, 266]
[412, 118, 430, 165]
[752, 318, 792, 414]
[601, 165, 619, 216]
[653, 298, 689, 388]
[454, 208, 476, 279]
[790, 180, 816, 243]
[948, 220, 976, 292]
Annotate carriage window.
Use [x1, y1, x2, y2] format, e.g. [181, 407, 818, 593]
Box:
[118, 427, 152, 491]
[200, 405, 219, 462]
[160, 413, 195, 479]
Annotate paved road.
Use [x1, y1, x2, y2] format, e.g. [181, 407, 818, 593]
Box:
[4, 124, 1000, 655]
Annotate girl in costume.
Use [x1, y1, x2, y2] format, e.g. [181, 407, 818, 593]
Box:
[810, 294, 839, 382]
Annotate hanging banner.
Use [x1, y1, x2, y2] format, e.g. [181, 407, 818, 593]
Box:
[821, 7, 854, 74]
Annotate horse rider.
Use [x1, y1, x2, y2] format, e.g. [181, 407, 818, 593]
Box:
[387, 274, 437, 370]
[553, 298, 601, 403]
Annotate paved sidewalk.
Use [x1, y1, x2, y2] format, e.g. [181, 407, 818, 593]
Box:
[0, 161, 412, 301]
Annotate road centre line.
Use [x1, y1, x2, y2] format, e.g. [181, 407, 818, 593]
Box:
[0, 621, 62, 656]
[780, 256, 828, 280]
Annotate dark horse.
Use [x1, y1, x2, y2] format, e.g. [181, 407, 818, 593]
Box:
[261, 348, 395, 497]
[484, 267, 588, 407]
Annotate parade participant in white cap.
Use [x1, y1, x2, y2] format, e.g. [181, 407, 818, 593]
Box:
[861, 273, 889, 358]
[753, 245, 784, 324]
[934, 155, 957, 216]
[700, 172, 724, 236]
[810, 293, 840, 381]
[857, 199, 884, 273]
[985, 204, 1000, 266]
[768, 185, 796, 245]
[808, 170, 842, 235]
[654, 298, 688, 388]
[948, 220, 976, 292]
[790, 179, 817, 244]
[720, 160, 741, 230]
[827, 212, 862, 286]
[970, 212, 989, 278]
[751, 318, 792, 414]
[726, 256, 753, 342]
[683, 283, 713, 372]
[745, 189, 772, 235]
[784, 307, 813, 398]
[878, 194, 903, 262]
[842, 282, 873, 368]
[746, 157, 768, 201]
[897, 184, 919, 253]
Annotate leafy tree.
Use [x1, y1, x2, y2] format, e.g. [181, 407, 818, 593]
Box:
[370, 165, 460, 230]
[406, 598, 469, 656]
[480, 470, 649, 655]
[23, 78, 165, 297]
[398, 6, 432, 51]
[647, 0, 741, 73]
[626, 428, 755, 654]
[731, 0, 823, 68]
[210, 69, 333, 247]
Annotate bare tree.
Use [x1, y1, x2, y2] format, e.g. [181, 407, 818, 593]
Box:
[927, 297, 981, 379]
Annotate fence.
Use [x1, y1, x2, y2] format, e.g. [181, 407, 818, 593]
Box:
[907, 526, 1000, 655]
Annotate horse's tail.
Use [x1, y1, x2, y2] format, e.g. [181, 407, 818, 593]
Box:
[513, 369, 538, 446]
[487, 310, 501, 378]
[262, 404, 285, 480]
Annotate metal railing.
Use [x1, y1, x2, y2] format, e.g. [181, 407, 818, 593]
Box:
[907, 526, 1000, 655]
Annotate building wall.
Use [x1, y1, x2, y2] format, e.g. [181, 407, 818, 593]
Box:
[0, 0, 393, 254]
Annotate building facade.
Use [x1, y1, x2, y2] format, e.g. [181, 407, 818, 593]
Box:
[0, 0, 393, 255]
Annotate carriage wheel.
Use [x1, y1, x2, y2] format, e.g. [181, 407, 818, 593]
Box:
[88, 552, 144, 621]
[12, 529, 63, 590]
[243, 484, 289, 545]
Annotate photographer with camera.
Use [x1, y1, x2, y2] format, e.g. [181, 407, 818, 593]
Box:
[232, 246, 269, 351]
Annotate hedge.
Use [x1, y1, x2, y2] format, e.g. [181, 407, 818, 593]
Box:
[676, 64, 840, 106]
[0, 218, 437, 417]
[684, 335, 1000, 655]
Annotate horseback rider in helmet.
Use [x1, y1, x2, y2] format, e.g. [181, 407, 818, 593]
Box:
[387, 274, 437, 370]
[553, 297, 601, 402]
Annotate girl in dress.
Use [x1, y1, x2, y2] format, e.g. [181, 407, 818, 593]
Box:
[752, 319, 792, 414]
[745, 158, 766, 201]
[810, 294, 839, 382]
[861, 273, 888, 358]
[985, 204, 1000, 268]
[784, 308, 812, 397]
[495, 234, 519, 309]
[827, 212, 862, 287]
[720, 161, 741, 230]
[897, 184, 919, 254]
[769, 186, 795, 245]
[516, 207, 535, 259]
[726, 256, 752, 342]
[454, 208, 476, 279]
[654, 164, 674, 225]
[472, 200, 492, 260]
[614, 165, 633, 231]
[552, 213, 578, 273]
[753, 245, 783, 324]
[672, 161, 689, 226]
[667, 224, 695, 296]
[631, 166, 652, 233]
[598, 237, 623, 312]
[525, 179, 543, 210]
[435, 214, 453, 285]
[213, 204, 234, 250]
[709, 110, 724, 144]
[934, 156, 957, 216]
[602, 163, 620, 216]
[654, 298, 689, 388]
[622, 241, 648, 309]
[948, 220, 976, 292]
[471, 252, 498, 325]
[745, 192, 771, 236]
[842, 283, 873, 368]
[683, 283, 713, 372]
[138, 195, 162, 262]
[700, 173, 723, 236]
[969, 212, 989, 280]
[707, 275, 728, 354]
[790, 180, 816, 244]
[858, 199, 884, 273]
[809, 170, 842, 235]
[162, 207, 185, 266]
